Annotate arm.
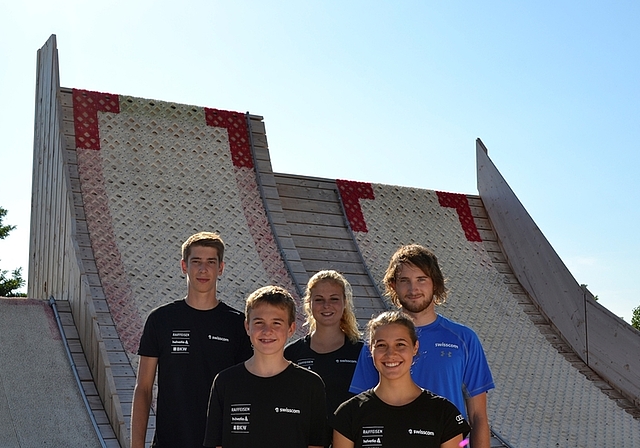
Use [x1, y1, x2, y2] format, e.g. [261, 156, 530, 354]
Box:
[130, 356, 158, 448]
[466, 392, 490, 448]
[441, 434, 464, 448]
[332, 430, 355, 448]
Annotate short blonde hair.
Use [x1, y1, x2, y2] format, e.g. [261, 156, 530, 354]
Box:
[246, 285, 296, 325]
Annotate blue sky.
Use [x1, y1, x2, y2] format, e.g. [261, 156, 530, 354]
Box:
[1, 1, 638, 322]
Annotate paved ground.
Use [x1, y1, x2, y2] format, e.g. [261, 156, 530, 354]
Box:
[0, 298, 100, 447]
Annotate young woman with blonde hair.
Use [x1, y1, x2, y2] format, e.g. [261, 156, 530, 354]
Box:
[285, 270, 363, 446]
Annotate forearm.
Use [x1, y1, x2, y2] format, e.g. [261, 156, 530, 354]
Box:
[468, 415, 490, 448]
[130, 386, 152, 448]
[466, 392, 490, 448]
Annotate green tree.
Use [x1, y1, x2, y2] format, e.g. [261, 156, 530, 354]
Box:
[0, 206, 26, 297]
[632, 305, 640, 331]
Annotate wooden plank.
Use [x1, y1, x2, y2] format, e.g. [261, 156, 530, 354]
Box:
[288, 223, 351, 239]
[274, 173, 337, 190]
[302, 259, 368, 276]
[276, 183, 338, 202]
[297, 247, 361, 263]
[473, 217, 492, 230]
[282, 210, 345, 227]
[290, 235, 353, 250]
[279, 196, 343, 215]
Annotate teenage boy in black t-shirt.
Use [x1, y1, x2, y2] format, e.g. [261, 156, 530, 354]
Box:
[131, 232, 253, 448]
[204, 285, 327, 448]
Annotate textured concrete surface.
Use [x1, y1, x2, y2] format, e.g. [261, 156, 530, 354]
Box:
[0, 298, 100, 447]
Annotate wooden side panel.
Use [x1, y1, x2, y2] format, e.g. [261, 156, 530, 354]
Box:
[476, 140, 587, 359]
[477, 138, 640, 407]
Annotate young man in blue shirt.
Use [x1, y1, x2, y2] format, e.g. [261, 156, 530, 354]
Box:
[349, 244, 494, 448]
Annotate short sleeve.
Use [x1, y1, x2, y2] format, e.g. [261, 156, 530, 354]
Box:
[439, 398, 471, 443]
[462, 329, 495, 397]
[332, 397, 357, 442]
[137, 313, 160, 357]
[349, 344, 379, 394]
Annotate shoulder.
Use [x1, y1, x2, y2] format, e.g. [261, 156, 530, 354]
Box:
[337, 389, 375, 412]
[144, 299, 185, 321]
[215, 301, 245, 318]
[418, 390, 461, 411]
[284, 336, 309, 355]
[435, 315, 482, 341]
[344, 338, 364, 352]
[287, 362, 324, 385]
[215, 363, 247, 383]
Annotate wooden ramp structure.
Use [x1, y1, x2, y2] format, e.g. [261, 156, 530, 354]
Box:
[28, 35, 640, 447]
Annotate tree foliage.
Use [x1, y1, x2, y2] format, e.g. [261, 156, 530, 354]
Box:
[632, 305, 640, 331]
[0, 207, 15, 239]
[0, 206, 26, 297]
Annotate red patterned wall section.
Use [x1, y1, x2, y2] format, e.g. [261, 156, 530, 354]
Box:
[436, 191, 482, 242]
[336, 179, 375, 232]
[73, 89, 120, 150]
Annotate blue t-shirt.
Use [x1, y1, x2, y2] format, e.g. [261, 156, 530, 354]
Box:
[349, 314, 494, 419]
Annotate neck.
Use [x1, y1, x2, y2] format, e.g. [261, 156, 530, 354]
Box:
[185, 291, 219, 310]
[402, 306, 437, 327]
[374, 376, 422, 406]
[244, 355, 290, 377]
[309, 326, 345, 353]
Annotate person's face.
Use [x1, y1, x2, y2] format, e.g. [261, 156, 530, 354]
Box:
[371, 323, 418, 380]
[181, 245, 224, 295]
[245, 303, 295, 356]
[393, 263, 434, 314]
[310, 280, 345, 329]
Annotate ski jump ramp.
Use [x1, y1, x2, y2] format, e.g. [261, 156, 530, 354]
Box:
[24, 35, 640, 447]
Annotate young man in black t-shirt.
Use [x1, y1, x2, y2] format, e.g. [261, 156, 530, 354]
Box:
[131, 232, 253, 448]
[204, 285, 327, 448]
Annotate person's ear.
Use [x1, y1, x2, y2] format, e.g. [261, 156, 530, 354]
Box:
[244, 319, 250, 336]
[413, 340, 419, 357]
[218, 260, 225, 276]
[181, 259, 187, 274]
[288, 322, 296, 338]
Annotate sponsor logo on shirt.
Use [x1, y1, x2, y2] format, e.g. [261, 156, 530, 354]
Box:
[274, 407, 301, 414]
[335, 359, 357, 364]
[230, 404, 251, 434]
[408, 428, 435, 436]
[296, 358, 314, 369]
[171, 330, 190, 354]
[208, 335, 230, 342]
[435, 342, 459, 349]
[361, 426, 383, 447]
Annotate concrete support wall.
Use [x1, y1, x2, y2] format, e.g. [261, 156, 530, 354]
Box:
[476, 138, 640, 407]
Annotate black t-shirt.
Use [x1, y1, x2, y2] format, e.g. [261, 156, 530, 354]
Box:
[284, 334, 363, 421]
[138, 299, 252, 448]
[333, 389, 470, 448]
[204, 362, 328, 448]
